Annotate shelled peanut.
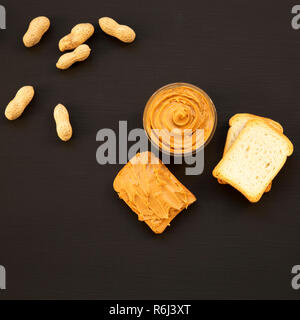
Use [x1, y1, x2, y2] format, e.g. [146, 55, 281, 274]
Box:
[54, 104, 73, 142]
[5, 86, 35, 120]
[23, 16, 50, 47]
[56, 44, 91, 70]
[59, 23, 94, 52]
[98, 17, 136, 43]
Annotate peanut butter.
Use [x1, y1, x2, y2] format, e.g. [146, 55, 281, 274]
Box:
[143, 83, 217, 155]
[113, 152, 196, 234]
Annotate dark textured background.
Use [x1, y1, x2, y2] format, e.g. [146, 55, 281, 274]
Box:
[0, 0, 299, 300]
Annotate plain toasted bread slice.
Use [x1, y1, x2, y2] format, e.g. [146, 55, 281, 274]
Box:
[213, 119, 293, 203]
[224, 113, 283, 155]
[218, 113, 284, 193]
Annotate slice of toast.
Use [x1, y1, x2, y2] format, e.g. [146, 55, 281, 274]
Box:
[224, 113, 283, 154]
[218, 113, 284, 193]
[113, 152, 196, 234]
[213, 119, 293, 203]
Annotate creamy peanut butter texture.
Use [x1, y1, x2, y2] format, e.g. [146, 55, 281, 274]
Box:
[113, 152, 196, 234]
[144, 84, 216, 155]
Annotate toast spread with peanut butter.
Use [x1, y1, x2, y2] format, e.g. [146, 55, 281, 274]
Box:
[113, 152, 196, 234]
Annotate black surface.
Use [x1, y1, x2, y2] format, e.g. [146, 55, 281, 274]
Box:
[0, 0, 299, 300]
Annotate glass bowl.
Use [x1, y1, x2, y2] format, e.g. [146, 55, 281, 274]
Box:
[143, 82, 217, 156]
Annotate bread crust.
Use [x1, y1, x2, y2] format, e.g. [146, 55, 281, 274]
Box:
[229, 113, 283, 132]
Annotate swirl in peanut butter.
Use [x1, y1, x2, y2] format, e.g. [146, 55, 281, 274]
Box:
[144, 84, 216, 154]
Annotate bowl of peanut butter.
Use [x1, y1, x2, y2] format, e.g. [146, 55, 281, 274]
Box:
[143, 83, 217, 156]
